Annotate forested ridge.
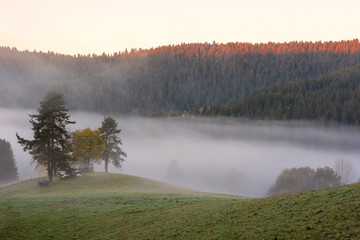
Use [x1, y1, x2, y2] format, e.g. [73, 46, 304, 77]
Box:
[200, 64, 360, 125]
[1, 39, 360, 115]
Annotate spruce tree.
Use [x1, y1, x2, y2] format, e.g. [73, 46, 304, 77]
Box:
[0, 139, 19, 184]
[99, 117, 127, 172]
[16, 91, 75, 183]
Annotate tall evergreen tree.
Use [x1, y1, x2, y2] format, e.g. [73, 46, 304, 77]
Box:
[0, 139, 19, 184]
[16, 91, 75, 183]
[99, 117, 127, 173]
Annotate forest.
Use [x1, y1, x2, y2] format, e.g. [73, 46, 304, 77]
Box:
[1, 39, 360, 120]
[0, 139, 18, 184]
[200, 64, 360, 125]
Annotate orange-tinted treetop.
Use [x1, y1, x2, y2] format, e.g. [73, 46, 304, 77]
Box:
[2, 39, 360, 59]
[115, 39, 360, 58]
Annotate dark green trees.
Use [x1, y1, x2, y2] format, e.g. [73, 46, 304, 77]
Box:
[1, 40, 360, 115]
[99, 117, 127, 173]
[313, 166, 342, 190]
[269, 167, 315, 196]
[205, 65, 360, 125]
[0, 139, 18, 184]
[269, 166, 341, 196]
[16, 91, 75, 183]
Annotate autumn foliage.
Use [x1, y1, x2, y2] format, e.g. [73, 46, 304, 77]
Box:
[72, 128, 105, 172]
[113, 39, 360, 58]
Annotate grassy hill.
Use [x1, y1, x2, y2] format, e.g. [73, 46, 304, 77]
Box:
[0, 173, 359, 239]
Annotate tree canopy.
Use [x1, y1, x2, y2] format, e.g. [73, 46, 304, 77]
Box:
[99, 117, 127, 173]
[269, 166, 341, 196]
[16, 91, 75, 183]
[0, 139, 18, 184]
[72, 128, 105, 172]
[313, 166, 342, 190]
[1, 40, 360, 115]
[200, 64, 360, 125]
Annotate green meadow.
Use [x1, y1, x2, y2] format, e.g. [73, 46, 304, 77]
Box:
[0, 173, 359, 239]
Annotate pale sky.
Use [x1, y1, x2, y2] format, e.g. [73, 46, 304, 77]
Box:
[1, 0, 359, 55]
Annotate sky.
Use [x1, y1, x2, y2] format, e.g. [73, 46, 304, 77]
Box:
[0, 0, 359, 55]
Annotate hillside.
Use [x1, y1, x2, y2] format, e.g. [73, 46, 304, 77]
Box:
[201, 64, 360, 125]
[1, 173, 359, 239]
[0, 173, 214, 197]
[1, 40, 360, 114]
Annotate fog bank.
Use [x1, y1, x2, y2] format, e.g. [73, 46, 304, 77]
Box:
[1, 108, 360, 197]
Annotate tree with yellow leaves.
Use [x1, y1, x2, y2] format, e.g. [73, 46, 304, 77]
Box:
[72, 128, 105, 172]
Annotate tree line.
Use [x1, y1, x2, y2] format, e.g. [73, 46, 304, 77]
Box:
[199, 64, 360, 125]
[1, 40, 360, 115]
[16, 91, 126, 184]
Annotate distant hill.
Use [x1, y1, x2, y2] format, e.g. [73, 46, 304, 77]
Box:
[1, 39, 360, 114]
[1, 173, 359, 239]
[201, 64, 360, 125]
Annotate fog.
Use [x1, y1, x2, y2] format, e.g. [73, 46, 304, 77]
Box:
[1, 108, 360, 197]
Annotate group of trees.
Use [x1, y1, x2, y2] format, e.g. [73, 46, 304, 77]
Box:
[0, 139, 18, 184]
[72, 117, 127, 173]
[1, 40, 360, 116]
[268, 166, 340, 196]
[268, 159, 356, 196]
[16, 91, 126, 183]
[199, 64, 360, 125]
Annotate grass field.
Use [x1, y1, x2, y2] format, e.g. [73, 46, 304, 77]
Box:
[1, 173, 359, 239]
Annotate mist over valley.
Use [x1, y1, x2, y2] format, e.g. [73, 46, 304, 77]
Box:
[2, 108, 359, 197]
[2, 41, 360, 197]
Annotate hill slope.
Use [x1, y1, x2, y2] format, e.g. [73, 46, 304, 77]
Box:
[0, 173, 215, 197]
[201, 64, 360, 125]
[1, 40, 360, 114]
[0, 173, 359, 239]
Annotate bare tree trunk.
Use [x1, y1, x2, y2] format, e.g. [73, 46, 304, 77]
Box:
[334, 158, 356, 185]
[105, 159, 108, 173]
